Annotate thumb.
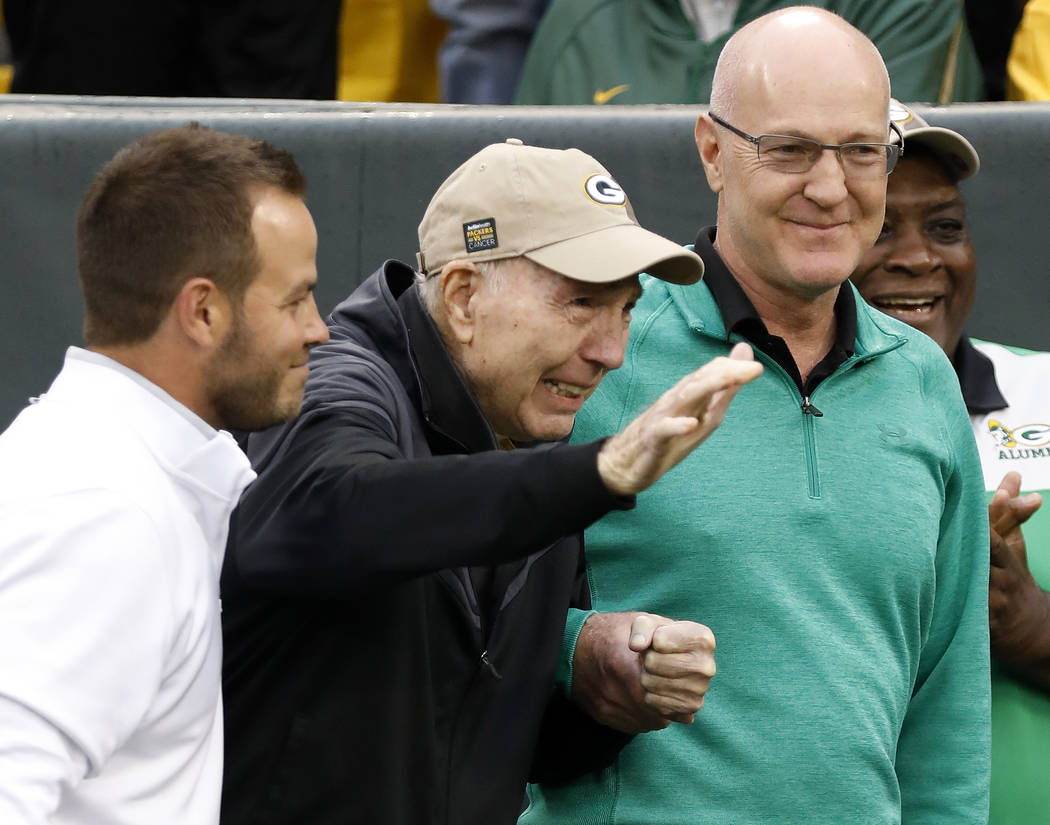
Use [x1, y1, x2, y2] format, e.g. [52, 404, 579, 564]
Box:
[628, 613, 671, 652]
[727, 341, 756, 362]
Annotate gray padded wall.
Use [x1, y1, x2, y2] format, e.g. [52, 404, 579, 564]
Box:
[1, 97, 1047, 427]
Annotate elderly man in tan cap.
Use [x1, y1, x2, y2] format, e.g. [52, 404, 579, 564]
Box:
[219, 139, 762, 825]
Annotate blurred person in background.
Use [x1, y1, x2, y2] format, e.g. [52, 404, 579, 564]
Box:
[516, 0, 984, 104]
[1007, 0, 1050, 100]
[430, 0, 547, 103]
[0, 0, 447, 102]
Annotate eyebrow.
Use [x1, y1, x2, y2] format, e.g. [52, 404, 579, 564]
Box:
[884, 188, 965, 213]
[583, 279, 643, 302]
[765, 126, 889, 144]
[929, 195, 965, 207]
[283, 278, 317, 300]
[922, 196, 967, 214]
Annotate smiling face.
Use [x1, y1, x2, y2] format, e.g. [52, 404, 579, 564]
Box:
[453, 258, 641, 442]
[850, 152, 976, 357]
[204, 187, 329, 431]
[699, 9, 890, 309]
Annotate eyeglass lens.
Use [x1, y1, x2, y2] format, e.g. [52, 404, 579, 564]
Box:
[757, 135, 899, 178]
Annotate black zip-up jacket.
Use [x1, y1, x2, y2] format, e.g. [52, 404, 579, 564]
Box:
[220, 261, 632, 825]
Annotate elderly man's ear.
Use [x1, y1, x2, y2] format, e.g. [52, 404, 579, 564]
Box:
[439, 260, 483, 345]
[694, 115, 725, 194]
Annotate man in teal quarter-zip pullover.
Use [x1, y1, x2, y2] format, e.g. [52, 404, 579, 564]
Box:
[522, 7, 990, 825]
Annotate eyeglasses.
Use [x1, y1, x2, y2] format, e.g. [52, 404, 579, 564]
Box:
[708, 112, 903, 179]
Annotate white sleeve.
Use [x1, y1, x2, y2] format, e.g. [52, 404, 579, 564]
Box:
[0, 489, 172, 775]
[0, 695, 89, 824]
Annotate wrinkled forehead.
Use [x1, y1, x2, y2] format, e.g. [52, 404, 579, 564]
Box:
[509, 258, 642, 297]
[892, 144, 965, 187]
[739, 78, 888, 141]
[886, 153, 965, 205]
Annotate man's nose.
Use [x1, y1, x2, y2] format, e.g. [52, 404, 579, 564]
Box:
[885, 226, 939, 276]
[304, 295, 330, 346]
[802, 148, 850, 207]
[581, 312, 629, 371]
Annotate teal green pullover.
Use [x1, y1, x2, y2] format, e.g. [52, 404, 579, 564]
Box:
[515, 0, 984, 105]
[523, 274, 990, 824]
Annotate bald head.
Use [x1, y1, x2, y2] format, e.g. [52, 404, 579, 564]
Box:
[710, 7, 889, 124]
[695, 6, 894, 311]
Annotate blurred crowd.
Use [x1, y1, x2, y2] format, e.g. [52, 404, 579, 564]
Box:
[0, 0, 1048, 103]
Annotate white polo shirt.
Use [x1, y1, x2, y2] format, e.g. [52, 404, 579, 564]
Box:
[969, 340, 1050, 493]
[0, 348, 255, 825]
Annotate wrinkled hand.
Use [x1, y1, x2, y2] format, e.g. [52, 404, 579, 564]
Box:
[571, 611, 716, 734]
[597, 342, 762, 496]
[988, 472, 1050, 676]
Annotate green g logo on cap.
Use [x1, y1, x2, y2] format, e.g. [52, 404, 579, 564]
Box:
[888, 101, 913, 125]
[584, 174, 626, 206]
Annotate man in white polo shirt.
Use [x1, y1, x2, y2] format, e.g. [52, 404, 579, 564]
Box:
[0, 124, 329, 824]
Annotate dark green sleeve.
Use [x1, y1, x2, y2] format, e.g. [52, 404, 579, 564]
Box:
[517, 0, 985, 105]
[846, 0, 985, 102]
[514, 0, 608, 104]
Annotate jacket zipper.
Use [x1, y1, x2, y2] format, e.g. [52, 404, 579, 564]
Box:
[737, 347, 828, 499]
[712, 322, 903, 500]
[800, 396, 822, 498]
[479, 649, 503, 680]
[423, 410, 498, 648]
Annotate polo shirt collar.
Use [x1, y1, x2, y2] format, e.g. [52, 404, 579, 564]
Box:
[694, 227, 857, 353]
[692, 227, 856, 394]
[52, 348, 255, 505]
[953, 336, 1007, 414]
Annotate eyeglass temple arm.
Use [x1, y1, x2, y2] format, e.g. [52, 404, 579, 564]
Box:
[890, 120, 904, 152]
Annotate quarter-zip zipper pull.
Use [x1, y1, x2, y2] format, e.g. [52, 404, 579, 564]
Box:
[801, 397, 823, 417]
[480, 650, 503, 680]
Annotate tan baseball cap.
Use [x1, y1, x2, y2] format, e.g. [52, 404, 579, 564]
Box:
[416, 139, 703, 285]
[889, 99, 980, 180]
